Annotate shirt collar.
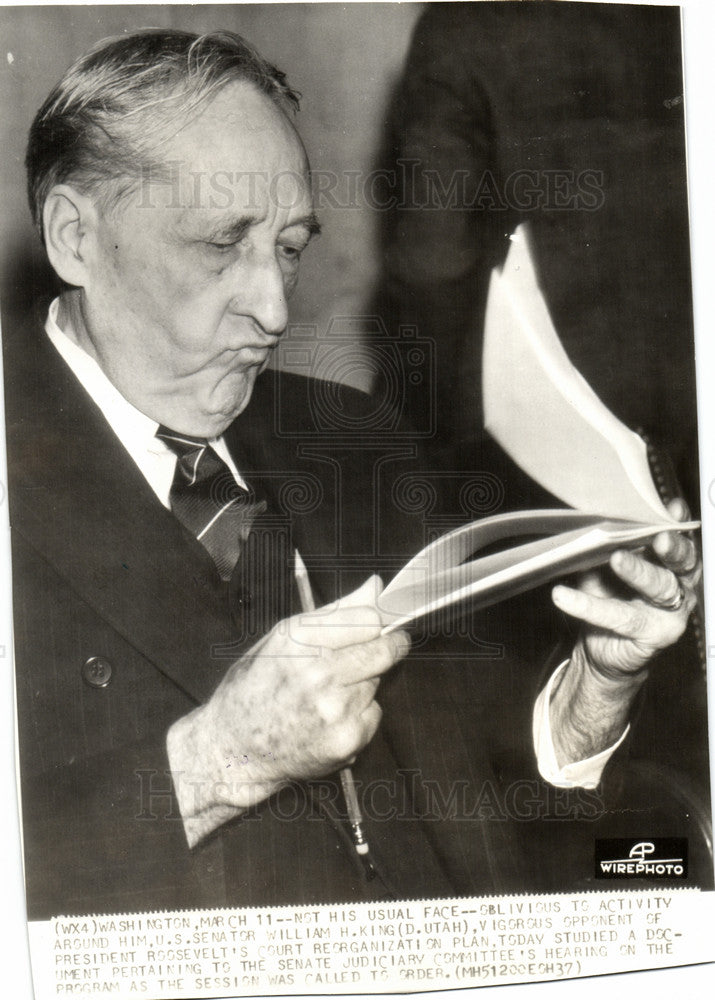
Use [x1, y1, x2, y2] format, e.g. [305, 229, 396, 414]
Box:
[46, 297, 161, 443]
[44, 297, 246, 505]
[45, 297, 187, 507]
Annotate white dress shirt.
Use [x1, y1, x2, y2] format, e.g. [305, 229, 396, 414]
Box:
[45, 298, 622, 787]
[533, 662, 628, 788]
[45, 298, 246, 505]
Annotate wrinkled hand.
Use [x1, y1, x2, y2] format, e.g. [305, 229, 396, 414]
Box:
[553, 499, 700, 678]
[167, 576, 410, 844]
[549, 499, 700, 766]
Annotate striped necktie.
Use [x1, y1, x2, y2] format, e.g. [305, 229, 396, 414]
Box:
[156, 426, 266, 581]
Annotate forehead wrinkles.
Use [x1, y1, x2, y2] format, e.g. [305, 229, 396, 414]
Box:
[170, 80, 305, 170]
[149, 82, 311, 220]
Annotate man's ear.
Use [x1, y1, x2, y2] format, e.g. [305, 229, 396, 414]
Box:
[42, 185, 99, 287]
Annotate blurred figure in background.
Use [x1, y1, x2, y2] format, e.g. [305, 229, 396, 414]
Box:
[376, 1, 697, 510]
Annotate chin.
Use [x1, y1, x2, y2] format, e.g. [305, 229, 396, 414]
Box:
[203, 371, 259, 435]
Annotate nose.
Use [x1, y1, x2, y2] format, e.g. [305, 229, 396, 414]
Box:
[232, 250, 289, 338]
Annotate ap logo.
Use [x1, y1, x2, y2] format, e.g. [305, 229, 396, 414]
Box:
[628, 842, 656, 861]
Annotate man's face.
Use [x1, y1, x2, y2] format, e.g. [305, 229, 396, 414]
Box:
[76, 81, 316, 437]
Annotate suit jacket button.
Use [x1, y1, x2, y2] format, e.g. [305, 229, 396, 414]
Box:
[234, 588, 252, 609]
[82, 656, 113, 688]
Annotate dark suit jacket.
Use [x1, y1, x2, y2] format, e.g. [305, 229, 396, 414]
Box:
[4, 305, 711, 919]
[5, 307, 551, 918]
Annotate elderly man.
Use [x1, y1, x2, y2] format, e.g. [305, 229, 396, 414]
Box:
[3, 29, 701, 919]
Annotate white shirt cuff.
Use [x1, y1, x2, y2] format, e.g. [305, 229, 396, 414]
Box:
[533, 660, 630, 788]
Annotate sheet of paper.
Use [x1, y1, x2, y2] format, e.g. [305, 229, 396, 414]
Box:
[483, 226, 672, 525]
[378, 512, 698, 630]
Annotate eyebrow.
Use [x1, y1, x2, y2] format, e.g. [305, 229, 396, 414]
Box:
[205, 212, 322, 244]
[301, 212, 322, 238]
[204, 216, 252, 244]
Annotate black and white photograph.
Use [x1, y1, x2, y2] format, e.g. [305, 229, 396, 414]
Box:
[0, 2, 713, 997]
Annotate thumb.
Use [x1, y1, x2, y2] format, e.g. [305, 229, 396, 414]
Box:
[337, 574, 384, 609]
[290, 576, 386, 648]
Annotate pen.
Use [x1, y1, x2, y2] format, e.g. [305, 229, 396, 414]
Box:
[294, 551, 377, 879]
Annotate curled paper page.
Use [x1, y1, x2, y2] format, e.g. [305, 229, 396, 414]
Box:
[378, 509, 699, 632]
[483, 226, 673, 525]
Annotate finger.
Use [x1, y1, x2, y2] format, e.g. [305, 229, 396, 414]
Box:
[290, 602, 384, 649]
[577, 569, 615, 599]
[306, 575, 384, 618]
[346, 676, 381, 715]
[651, 530, 698, 575]
[336, 575, 384, 607]
[338, 629, 411, 684]
[315, 676, 379, 727]
[325, 700, 383, 766]
[359, 700, 383, 746]
[552, 584, 659, 641]
[667, 497, 690, 522]
[610, 550, 685, 607]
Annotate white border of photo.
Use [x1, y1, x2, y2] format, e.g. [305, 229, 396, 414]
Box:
[1, 1, 713, 998]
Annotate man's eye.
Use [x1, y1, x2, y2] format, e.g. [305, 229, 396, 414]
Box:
[278, 245, 304, 262]
[206, 241, 237, 252]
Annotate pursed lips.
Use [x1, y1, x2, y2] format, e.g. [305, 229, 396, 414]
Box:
[217, 339, 279, 368]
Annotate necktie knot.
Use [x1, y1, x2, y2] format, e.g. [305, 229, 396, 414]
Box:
[155, 427, 208, 453]
[156, 424, 264, 580]
[157, 426, 245, 504]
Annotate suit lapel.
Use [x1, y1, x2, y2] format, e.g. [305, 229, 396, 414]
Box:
[5, 319, 240, 705]
[5, 324, 471, 896]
